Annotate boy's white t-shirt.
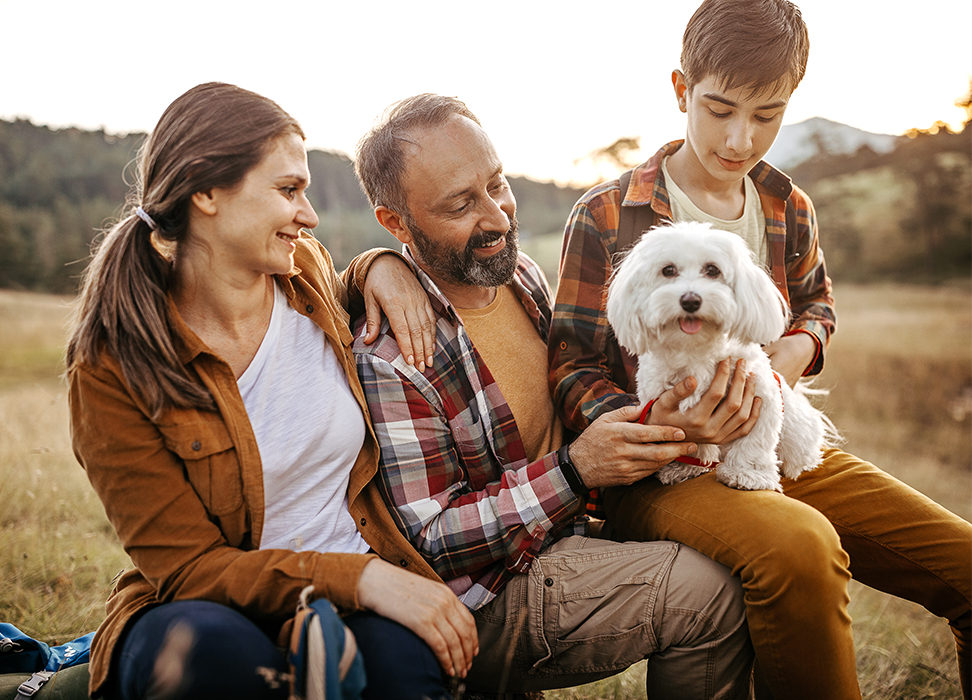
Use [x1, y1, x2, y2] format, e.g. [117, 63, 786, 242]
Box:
[237, 282, 370, 555]
[661, 156, 770, 268]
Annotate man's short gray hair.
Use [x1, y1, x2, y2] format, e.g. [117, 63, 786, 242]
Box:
[354, 94, 481, 215]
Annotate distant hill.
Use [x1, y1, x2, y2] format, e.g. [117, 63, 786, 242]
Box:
[767, 117, 902, 170]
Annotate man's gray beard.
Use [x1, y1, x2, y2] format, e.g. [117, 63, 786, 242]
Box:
[407, 216, 520, 289]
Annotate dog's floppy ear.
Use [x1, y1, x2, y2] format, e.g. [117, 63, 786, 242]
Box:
[727, 240, 789, 345]
[607, 237, 655, 356]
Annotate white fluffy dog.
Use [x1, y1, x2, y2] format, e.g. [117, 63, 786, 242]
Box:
[607, 221, 835, 492]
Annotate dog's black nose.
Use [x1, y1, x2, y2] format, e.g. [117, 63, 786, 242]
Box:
[680, 292, 702, 313]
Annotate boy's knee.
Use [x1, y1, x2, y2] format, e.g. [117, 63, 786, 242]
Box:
[753, 506, 849, 592]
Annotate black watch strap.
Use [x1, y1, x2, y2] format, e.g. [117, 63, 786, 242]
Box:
[557, 443, 587, 496]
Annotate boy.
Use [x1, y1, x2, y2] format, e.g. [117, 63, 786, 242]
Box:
[548, 1, 971, 698]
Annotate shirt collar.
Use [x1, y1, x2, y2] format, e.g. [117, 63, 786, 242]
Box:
[625, 139, 794, 214]
[170, 266, 303, 367]
[400, 245, 462, 325]
[400, 245, 542, 332]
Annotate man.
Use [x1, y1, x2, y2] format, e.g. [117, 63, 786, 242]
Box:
[351, 94, 755, 697]
[548, 1, 972, 698]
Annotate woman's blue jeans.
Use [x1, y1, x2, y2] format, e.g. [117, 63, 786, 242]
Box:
[113, 600, 449, 700]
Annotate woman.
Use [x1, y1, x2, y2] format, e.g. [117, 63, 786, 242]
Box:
[66, 83, 476, 700]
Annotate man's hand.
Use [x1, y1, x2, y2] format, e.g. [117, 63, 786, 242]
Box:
[356, 559, 478, 678]
[763, 333, 816, 387]
[360, 254, 436, 371]
[646, 358, 762, 444]
[568, 405, 698, 488]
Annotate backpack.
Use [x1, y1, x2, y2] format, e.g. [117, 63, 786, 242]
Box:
[288, 586, 367, 700]
[0, 625, 92, 699]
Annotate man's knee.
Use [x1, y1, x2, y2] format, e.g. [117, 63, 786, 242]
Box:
[656, 544, 748, 649]
[648, 546, 754, 698]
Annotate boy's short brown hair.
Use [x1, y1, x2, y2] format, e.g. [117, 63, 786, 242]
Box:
[681, 0, 809, 95]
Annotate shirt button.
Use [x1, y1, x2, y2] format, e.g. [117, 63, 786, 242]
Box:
[305, 304, 314, 314]
[359, 518, 366, 526]
[544, 577, 554, 587]
[191, 441, 202, 451]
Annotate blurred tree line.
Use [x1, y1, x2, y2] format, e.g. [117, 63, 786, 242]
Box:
[0, 114, 968, 294]
[0, 119, 585, 294]
[790, 124, 971, 282]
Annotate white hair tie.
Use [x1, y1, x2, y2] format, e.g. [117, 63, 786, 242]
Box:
[135, 206, 158, 231]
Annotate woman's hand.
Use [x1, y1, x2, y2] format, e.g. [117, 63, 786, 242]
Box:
[645, 358, 762, 444]
[356, 559, 478, 678]
[360, 254, 436, 371]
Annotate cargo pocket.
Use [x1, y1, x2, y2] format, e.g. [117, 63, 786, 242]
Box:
[162, 421, 242, 515]
[525, 536, 679, 677]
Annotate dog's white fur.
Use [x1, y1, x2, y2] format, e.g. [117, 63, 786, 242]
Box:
[607, 221, 836, 492]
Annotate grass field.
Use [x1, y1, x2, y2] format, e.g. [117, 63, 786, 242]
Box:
[0, 283, 969, 698]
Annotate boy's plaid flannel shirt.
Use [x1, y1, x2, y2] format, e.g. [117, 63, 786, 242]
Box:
[549, 140, 836, 436]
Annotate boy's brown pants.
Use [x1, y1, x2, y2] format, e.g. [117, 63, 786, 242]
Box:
[604, 448, 972, 700]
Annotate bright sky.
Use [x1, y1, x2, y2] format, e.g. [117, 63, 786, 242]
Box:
[1, 0, 968, 186]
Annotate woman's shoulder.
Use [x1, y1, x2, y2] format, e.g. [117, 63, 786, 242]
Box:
[292, 233, 341, 289]
[294, 231, 334, 268]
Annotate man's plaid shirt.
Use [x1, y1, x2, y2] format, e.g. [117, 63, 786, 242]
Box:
[549, 140, 836, 436]
[353, 248, 589, 610]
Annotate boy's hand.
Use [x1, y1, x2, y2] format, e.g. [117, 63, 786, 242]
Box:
[645, 359, 762, 444]
[764, 333, 817, 386]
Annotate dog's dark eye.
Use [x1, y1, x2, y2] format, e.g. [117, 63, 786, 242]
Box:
[703, 264, 721, 278]
[661, 264, 678, 278]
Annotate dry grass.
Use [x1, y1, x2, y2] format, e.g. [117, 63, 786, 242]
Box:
[0, 291, 131, 644]
[0, 285, 969, 697]
[0, 290, 74, 386]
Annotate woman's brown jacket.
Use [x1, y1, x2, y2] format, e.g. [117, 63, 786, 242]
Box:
[68, 235, 438, 696]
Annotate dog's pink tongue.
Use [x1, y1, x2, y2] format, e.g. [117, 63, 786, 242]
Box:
[680, 318, 703, 334]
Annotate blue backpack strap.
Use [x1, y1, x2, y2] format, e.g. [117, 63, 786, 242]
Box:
[43, 634, 92, 672]
[0, 625, 50, 675]
[288, 587, 366, 700]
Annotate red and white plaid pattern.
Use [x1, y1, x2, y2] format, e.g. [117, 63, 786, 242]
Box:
[354, 249, 589, 609]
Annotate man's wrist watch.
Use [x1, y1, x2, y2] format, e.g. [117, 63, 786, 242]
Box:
[557, 443, 587, 496]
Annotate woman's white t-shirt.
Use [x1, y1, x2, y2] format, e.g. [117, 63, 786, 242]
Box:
[237, 282, 370, 555]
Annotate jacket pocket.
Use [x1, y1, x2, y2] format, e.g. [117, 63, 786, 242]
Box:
[162, 420, 243, 516]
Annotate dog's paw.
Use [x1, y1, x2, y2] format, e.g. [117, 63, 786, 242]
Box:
[716, 465, 782, 492]
[656, 463, 710, 485]
[779, 459, 820, 480]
